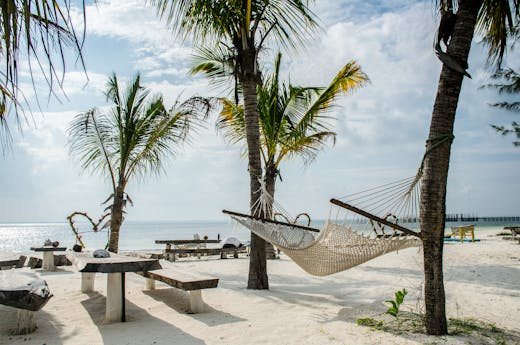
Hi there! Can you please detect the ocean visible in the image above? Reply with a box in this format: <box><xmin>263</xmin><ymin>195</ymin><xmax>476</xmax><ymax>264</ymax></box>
<box><xmin>0</xmin><ymin>219</ymin><xmax>514</xmax><ymax>254</ymax></box>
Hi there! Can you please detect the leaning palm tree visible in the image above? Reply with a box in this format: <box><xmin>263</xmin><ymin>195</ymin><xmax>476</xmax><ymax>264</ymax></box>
<box><xmin>421</xmin><ymin>0</ymin><xmax>519</xmax><ymax>334</ymax></box>
<box><xmin>68</xmin><ymin>73</ymin><xmax>209</xmax><ymax>253</ymax></box>
<box><xmin>148</xmin><ymin>0</ymin><xmax>318</xmax><ymax>289</ymax></box>
<box><xmin>1</xmin><ymin>0</ymin><xmax>86</xmax><ymax>147</ymax></box>
<box><xmin>215</xmin><ymin>53</ymin><xmax>368</xmax><ymax>220</ymax></box>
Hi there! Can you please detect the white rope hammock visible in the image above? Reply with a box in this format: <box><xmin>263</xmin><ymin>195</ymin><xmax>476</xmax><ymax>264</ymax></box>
<box><xmin>230</xmin><ymin>214</ymin><xmax>420</xmax><ymax>276</ymax></box>
<box><xmin>226</xmin><ymin>176</ymin><xmax>423</xmax><ymax>276</ymax></box>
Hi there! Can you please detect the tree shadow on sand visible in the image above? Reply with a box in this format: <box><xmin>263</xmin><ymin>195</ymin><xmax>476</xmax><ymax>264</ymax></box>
<box><xmin>81</xmin><ymin>291</ymin><xmax>206</xmax><ymax>345</ymax></box>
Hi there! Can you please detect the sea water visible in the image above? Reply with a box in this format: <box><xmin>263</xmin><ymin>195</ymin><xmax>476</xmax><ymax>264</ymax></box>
<box><xmin>0</xmin><ymin>219</ymin><xmax>513</xmax><ymax>253</ymax></box>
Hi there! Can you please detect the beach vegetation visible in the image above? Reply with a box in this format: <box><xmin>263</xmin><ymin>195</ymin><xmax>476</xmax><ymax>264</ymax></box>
<box><xmin>420</xmin><ymin>0</ymin><xmax>519</xmax><ymax>335</ymax></box>
<box><xmin>0</xmin><ymin>0</ymin><xmax>86</xmax><ymax>150</ymax></box>
<box><xmin>148</xmin><ymin>0</ymin><xmax>319</xmax><ymax>289</ymax></box>
<box><xmin>356</xmin><ymin>317</ymin><xmax>384</xmax><ymax>330</ymax></box>
<box><xmin>210</xmin><ymin>52</ymin><xmax>368</xmax><ymax>225</ymax></box>
<box><xmin>483</xmin><ymin>67</ymin><xmax>520</xmax><ymax>147</ymax></box>
<box><xmin>385</xmin><ymin>288</ymin><xmax>408</xmax><ymax>319</ymax></box>
<box><xmin>68</xmin><ymin>73</ymin><xmax>209</xmax><ymax>252</ymax></box>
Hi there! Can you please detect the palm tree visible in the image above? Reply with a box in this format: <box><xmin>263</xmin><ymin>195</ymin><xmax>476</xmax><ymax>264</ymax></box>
<box><xmin>1</xmin><ymin>0</ymin><xmax>86</xmax><ymax>146</ymax></box>
<box><xmin>148</xmin><ymin>0</ymin><xmax>318</xmax><ymax>289</ymax></box>
<box><xmin>68</xmin><ymin>73</ymin><xmax>209</xmax><ymax>253</ymax></box>
<box><xmin>485</xmin><ymin>67</ymin><xmax>520</xmax><ymax>146</ymax></box>
<box><xmin>215</xmin><ymin>53</ymin><xmax>368</xmax><ymax>220</ymax></box>
<box><xmin>421</xmin><ymin>0</ymin><xmax>519</xmax><ymax>334</ymax></box>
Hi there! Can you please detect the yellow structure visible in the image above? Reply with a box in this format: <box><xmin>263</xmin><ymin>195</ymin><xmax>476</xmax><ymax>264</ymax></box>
<box><xmin>451</xmin><ymin>225</ymin><xmax>475</xmax><ymax>243</ymax></box>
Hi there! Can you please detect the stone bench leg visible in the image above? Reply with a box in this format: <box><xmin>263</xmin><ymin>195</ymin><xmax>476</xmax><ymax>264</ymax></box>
<box><xmin>81</xmin><ymin>273</ymin><xmax>96</xmax><ymax>292</ymax></box>
<box><xmin>16</xmin><ymin>309</ymin><xmax>37</xmax><ymax>335</ymax></box>
<box><xmin>189</xmin><ymin>290</ymin><xmax>204</xmax><ymax>313</ymax></box>
<box><xmin>106</xmin><ymin>273</ymin><xmax>123</xmax><ymax>323</ymax></box>
<box><xmin>145</xmin><ymin>277</ymin><xmax>156</xmax><ymax>290</ymax></box>
<box><xmin>42</xmin><ymin>251</ymin><xmax>55</xmax><ymax>271</ymax></box>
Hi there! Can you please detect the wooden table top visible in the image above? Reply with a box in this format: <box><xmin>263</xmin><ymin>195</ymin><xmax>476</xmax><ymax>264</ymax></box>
<box><xmin>155</xmin><ymin>239</ymin><xmax>221</xmax><ymax>244</ymax></box>
<box><xmin>30</xmin><ymin>246</ymin><xmax>67</xmax><ymax>252</ymax></box>
<box><xmin>66</xmin><ymin>251</ymin><xmax>161</xmax><ymax>273</ymax></box>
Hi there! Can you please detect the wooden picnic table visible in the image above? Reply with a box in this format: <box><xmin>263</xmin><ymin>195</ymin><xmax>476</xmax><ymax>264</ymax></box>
<box><xmin>30</xmin><ymin>246</ymin><xmax>67</xmax><ymax>271</ymax></box>
<box><xmin>155</xmin><ymin>239</ymin><xmax>220</xmax><ymax>250</ymax></box>
<box><xmin>156</xmin><ymin>239</ymin><xmax>246</xmax><ymax>261</ymax></box>
<box><xmin>66</xmin><ymin>251</ymin><xmax>161</xmax><ymax>323</ymax></box>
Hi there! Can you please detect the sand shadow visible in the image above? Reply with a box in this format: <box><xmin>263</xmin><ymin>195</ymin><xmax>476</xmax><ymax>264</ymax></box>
<box><xmin>0</xmin><ymin>306</ymin><xmax>71</xmax><ymax>345</ymax></box>
<box><xmin>444</xmin><ymin>264</ymin><xmax>520</xmax><ymax>291</ymax></box>
<box><xmin>35</xmin><ymin>268</ymin><xmax>75</xmax><ymax>276</ymax></box>
<box><xmin>142</xmin><ymin>288</ymin><xmax>246</xmax><ymax>327</ymax></box>
<box><xmin>80</xmin><ymin>291</ymin><xmax>207</xmax><ymax>345</ymax></box>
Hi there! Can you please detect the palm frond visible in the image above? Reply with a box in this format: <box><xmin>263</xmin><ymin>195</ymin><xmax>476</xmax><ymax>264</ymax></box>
<box><xmin>190</xmin><ymin>45</ymin><xmax>239</xmax><ymax>95</ymax></box>
<box><xmin>477</xmin><ymin>0</ymin><xmax>519</xmax><ymax>67</ymax></box>
<box><xmin>0</xmin><ymin>0</ymin><xmax>86</xmax><ymax>144</ymax></box>
<box><xmin>216</xmin><ymin>98</ymin><xmax>247</xmax><ymax>146</ymax></box>
<box><xmin>148</xmin><ymin>0</ymin><xmax>319</xmax><ymax>51</ymax></box>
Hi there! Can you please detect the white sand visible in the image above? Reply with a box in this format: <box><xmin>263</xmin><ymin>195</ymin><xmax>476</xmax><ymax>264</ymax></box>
<box><xmin>1</xmin><ymin>229</ymin><xmax>519</xmax><ymax>345</ymax></box>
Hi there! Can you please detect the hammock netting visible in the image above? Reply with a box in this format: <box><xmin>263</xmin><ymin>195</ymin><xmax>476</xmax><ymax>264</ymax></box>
<box><xmin>226</xmin><ymin>175</ymin><xmax>423</xmax><ymax>276</ymax></box>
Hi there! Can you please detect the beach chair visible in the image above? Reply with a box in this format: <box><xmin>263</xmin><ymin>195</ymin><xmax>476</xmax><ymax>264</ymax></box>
<box><xmin>451</xmin><ymin>225</ymin><xmax>475</xmax><ymax>242</ymax></box>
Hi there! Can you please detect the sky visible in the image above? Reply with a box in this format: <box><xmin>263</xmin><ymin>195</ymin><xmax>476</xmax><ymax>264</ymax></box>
<box><xmin>1</xmin><ymin>0</ymin><xmax>519</xmax><ymax>222</ymax></box>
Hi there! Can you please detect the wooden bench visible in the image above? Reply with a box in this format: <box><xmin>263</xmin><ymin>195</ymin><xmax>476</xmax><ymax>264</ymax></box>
<box><xmin>0</xmin><ymin>270</ymin><xmax>52</xmax><ymax>334</ymax></box>
<box><xmin>137</xmin><ymin>269</ymin><xmax>218</xmax><ymax>313</ymax></box>
<box><xmin>0</xmin><ymin>254</ymin><xmax>26</xmax><ymax>270</ymax></box>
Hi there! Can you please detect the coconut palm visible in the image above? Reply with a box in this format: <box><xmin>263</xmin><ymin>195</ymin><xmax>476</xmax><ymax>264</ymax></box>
<box><xmin>0</xmin><ymin>0</ymin><xmax>86</xmax><ymax>146</ymax></box>
<box><xmin>148</xmin><ymin>0</ymin><xmax>318</xmax><ymax>289</ymax></box>
<box><xmin>421</xmin><ymin>0</ymin><xmax>519</xmax><ymax>334</ymax></box>
<box><xmin>215</xmin><ymin>53</ymin><xmax>368</xmax><ymax>219</ymax></box>
<box><xmin>68</xmin><ymin>73</ymin><xmax>209</xmax><ymax>253</ymax></box>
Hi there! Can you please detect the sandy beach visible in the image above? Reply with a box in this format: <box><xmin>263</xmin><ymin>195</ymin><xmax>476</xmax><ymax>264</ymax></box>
<box><xmin>1</xmin><ymin>229</ymin><xmax>518</xmax><ymax>345</ymax></box>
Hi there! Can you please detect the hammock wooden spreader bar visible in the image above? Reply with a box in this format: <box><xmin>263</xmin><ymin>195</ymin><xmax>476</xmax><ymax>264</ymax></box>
<box><xmin>329</xmin><ymin>199</ymin><xmax>420</xmax><ymax>238</ymax></box>
<box><xmin>222</xmin><ymin>209</ymin><xmax>321</xmax><ymax>233</ymax></box>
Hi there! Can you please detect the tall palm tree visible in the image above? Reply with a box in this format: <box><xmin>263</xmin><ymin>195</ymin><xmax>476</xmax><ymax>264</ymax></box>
<box><xmin>148</xmin><ymin>0</ymin><xmax>318</xmax><ymax>289</ymax></box>
<box><xmin>1</xmin><ymin>0</ymin><xmax>86</xmax><ymax>146</ymax></box>
<box><xmin>215</xmin><ymin>53</ymin><xmax>368</xmax><ymax>219</ymax></box>
<box><xmin>68</xmin><ymin>73</ymin><xmax>209</xmax><ymax>252</ymax></box>
<box><xmin>421</xmin><ymin>0</ymin><xmax>519</xmax><ymax>334</ymax></box>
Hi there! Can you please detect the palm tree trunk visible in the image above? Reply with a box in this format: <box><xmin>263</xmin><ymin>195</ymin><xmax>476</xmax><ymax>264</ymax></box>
<box><xmin>420</xmin><ymin>0</ymin><xmax>481</xmax><ymax>335</ymax></box>
<box><xmin>108</xmin><ymin>186</ymin><xmax>125</xmax><ymax>253</ymax></box>
<box><xmin>242</xmin><ymin>64</ymin><xmax>269</xmax><ymax>289</ymax></box>
<box><xmin>264</xmin><ymin>163</ymin><xmax>278</xmax><ymax>259</ymax></box>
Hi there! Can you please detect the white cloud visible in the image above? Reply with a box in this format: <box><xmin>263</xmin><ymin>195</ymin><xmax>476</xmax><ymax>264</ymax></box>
<box><xmin>2</xmin><ymin>0</ymin><xmax>519</xmax><ymax>222</ymax></box>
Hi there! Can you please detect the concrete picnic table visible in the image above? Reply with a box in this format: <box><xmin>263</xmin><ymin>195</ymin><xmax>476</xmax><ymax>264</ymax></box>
<box><xmin>30</xmin><ymin>246</ymin><xmax>67</xmax><ymax>271</ymax></box>
<box><xmin>66</xmin><ymin>250</ymin><xmax>161</xmax><ymax>322</ymax></box>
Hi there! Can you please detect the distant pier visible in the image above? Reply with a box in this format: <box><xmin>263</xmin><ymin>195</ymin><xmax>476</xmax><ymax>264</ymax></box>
<box><xmin>445</xmin><ymin>214</ymin><xmax>520</xmax><ymax>222</ymax></box>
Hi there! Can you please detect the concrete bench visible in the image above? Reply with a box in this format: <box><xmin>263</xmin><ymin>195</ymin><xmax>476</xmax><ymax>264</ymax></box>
<box><xmin>137</xmin><ymin>269</ymin><xmax>218</xmax><ymax>313</ymax></box>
